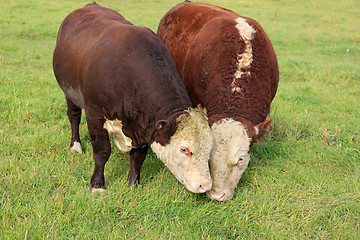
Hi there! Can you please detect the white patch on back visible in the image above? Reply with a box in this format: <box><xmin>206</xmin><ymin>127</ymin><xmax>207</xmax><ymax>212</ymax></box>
<box><xmin>231</xmin><ymin>17</ymin><xmax>256</xmax><ymax>93</ymax></box>
<box><xmin>103</xmin><ymin>118</ymin><xmax>133</xmax><ymax>152</ymax></box>
<box><xmin>70</xmin><ymin>141</ymin><xmax>83</xmax><ymax>154</ymax></box>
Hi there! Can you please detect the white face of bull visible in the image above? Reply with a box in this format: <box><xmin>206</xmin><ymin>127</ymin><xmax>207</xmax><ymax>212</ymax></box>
<box><xmin>150</xmin><ymin>108</ymin><xmax>214</xmax><ymax>193</ymax></box>
<box><xmin>206</xmin><ymin>118</ymin><xmax>251</xmax><ymax>201</ymax></box>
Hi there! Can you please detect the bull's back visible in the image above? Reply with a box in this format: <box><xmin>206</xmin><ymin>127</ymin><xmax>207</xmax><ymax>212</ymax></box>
<box><xmin>158</xmin><ymin>2</ymin><xmax>279</xmax><ymax>125</ymax></box>
<box><xmin>54</xmin><ymin>2</ymin><xmax>192</xmax><ymax>125</ymax></box>
<box><xmin>157</xmin><ymin>2</ymin><xmax>234</xmax><ymax>74</ymax></box>
<box><xmin>53</xmin><ymin>3</ymin><xmax>132</xmax><ymax>108</ymax></box>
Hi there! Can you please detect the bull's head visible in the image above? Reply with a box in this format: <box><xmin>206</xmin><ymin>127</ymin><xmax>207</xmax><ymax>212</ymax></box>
<box><xmin>207</xmin><ymin>117</ymin><xmax>272</xmax><ymax>201</ymax></box>
<box><xmin>151</xmin><ymin>108</ymin><xmax>214</xmax><ymax>193</ymax></box>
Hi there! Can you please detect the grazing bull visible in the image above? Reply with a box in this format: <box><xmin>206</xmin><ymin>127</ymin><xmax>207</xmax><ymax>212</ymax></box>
<box><xmin>53</xmin><ymin>3</ymin><xmax>214</xmax><ymax>193</ymax></box>
<box><xmin>158</xmin><ymin>2</ymin><xmax>279</xmax><ymax>200</ymax></box>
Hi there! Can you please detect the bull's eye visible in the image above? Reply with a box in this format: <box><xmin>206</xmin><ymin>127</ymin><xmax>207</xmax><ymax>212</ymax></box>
<box><xmin>180</xmin><ymin>146</ymin><xmax>192</xmax><ymax>156</ymax></box>
<box><xmin>237</xmin><ymin>157</ymin><xmax>244</xmax><ymax>165</ymax></box>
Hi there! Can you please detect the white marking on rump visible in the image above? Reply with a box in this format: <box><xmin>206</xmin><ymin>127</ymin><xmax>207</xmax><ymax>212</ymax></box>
<box><xmin>103</xmin><ymin>118</ymin><xmax>133</xmax><ymax>152</ymax></box>
<box><xmin>70</xmin><ymin>141</ymin><xmax>83</xmax><ymax>154</ymax></box>
<box><xmin>232</xmin><ymin>17</ymin><xmax>256</xmax><ymax>93</ymax></box>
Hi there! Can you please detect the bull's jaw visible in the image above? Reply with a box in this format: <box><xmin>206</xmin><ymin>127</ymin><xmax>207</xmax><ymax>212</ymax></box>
<box><xmin>150</xmin><ymin>140</ymin><xmax>213</xmax><ymax>193</ymax></box>
<box><xmin>208</xmin><ymin>118</ymin><xmax>251</xmax><ymax>201</ymax></box>
<box><xmin>150</xmin><ymin>108</ymin><xmax>214</xmax><ymax>193</ymax></box>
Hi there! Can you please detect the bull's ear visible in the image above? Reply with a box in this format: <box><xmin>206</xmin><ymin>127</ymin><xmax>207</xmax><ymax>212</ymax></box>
<box><xmin>155</xmin><ymin>120</ymin><xmax>169</xmax><ymax>130</ymax></box>
<box><xmin>197</xmin><ymin>104</ymin><xmax>207</xmax><ymax>116</ymax></box>
<box><xmin>155</xmin><ymin>120</ymin><xmax>176</xmax><ymax>146</ymax></box>
<box><xmin>254</xmin><ymin>118</ymin><xmax>272</xmax><ymax>142</ymax></box>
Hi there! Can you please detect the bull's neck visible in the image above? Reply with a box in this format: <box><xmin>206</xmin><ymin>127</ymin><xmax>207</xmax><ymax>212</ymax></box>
<box><xmin>207</xmin><ymin>107</ymin><xmax>251</xmax><ymax>127</ymax></box>
<box><xmin>143</xmin><ymin>107</ymin><xmax>188</xmax><ymax>147</ymax></box>
<box><xmin>163</xmin><ymin>108</ymin><xmax>186</xmax><ymax>122</ymax></box>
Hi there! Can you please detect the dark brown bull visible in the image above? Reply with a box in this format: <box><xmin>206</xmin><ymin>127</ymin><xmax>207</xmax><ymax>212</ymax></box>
<box><xmin>53</xmin><ymin>3</ymin><xmax>214</xmax><ymax>193</ymax></box>
<box><xmin>158</xmin><ymin>1</ymin><xmax>279</xmax><ymax>200</ymax></box>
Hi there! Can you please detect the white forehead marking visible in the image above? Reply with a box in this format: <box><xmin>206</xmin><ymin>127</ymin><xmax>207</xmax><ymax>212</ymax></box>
<box><xmin>231</xmin><ymin>17</ymin><xmax>256</xmax><ymax>93</ymax></box>
<box><xmin>103</xmin><ymin>118</ymin><xmax>133</xmax><ymax>152</ymax></box>
<box><xmin>70</xmin><ymin>141</ymin><xmax>83</xmax><ymax>154</ymax></box>
<box><xmin>211</xmin><ymin>118</ymin><xmax>251</xmax><ymax>157</ymax></box>
<box><xmin>150</xmin><ymin>109</ymin><xmax>213</xmax><ymax>193</ymax></box>
<box><xmin>210</xmin><ymin>118</ymin><xmax>252</xmax><ymax>200</ymax></box>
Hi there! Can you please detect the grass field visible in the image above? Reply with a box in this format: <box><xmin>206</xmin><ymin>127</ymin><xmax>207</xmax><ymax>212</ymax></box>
<box><xmin>1</xmin><ymin>0</ymin><xmax>359</xmax><ymax>238</ymax></box>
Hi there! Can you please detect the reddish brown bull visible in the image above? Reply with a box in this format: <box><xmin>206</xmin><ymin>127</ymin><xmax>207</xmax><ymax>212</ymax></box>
<box><xmin>158</xmin><ymin>1</ymin><xmax>279</xmax><ymax>200</ymax></box>
<box><xmin>53</xmin><ymin>3</ymin><xmax>214</xmax><ymax>193</ymax></box>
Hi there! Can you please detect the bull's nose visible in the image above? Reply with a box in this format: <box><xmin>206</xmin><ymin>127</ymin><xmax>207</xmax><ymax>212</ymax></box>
<box><xmin>198</xmin><ymin>184</ymin><xmax>212</xmax><ymax>193</ymax></box>
<box><xmin>207</xmin><ymin>192</ymin><xmax>226</xmax><ymax>201</ymax></box>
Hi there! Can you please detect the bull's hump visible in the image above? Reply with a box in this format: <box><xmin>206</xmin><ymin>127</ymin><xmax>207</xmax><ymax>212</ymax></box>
<box><xmin>60</xmin><ymin>3</ymin><xmax>132</xmax><ymax>38</ymax></box>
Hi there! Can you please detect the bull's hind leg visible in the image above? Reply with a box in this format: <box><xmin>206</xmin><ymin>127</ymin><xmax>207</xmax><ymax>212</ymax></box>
<box><xmin>86</xmin><ymin>114</ymin><xmax>111</xmax><ymax>192</ymax></box>
<box><xmin>66</xmin><ymin>96</ymin><xmax>83</xmax><ymax>154</ymax></box>
<box><xmin>127</xmin><ymin>146</ymin><xmax>149</xmax><ymax>186</ymax></box>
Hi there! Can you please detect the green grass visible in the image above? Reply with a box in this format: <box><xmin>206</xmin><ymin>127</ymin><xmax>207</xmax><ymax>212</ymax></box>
<box><xmin>1</xmin><ymin>0</ymin><xmax>359</xmax><ymax>238</ymax></box>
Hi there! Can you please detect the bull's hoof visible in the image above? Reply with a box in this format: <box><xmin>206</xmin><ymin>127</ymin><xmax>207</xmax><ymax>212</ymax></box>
<box><xmin>207</xmin><ymin>191</ymin><xmax>226</xmax><ymax>201</ymax></box>
<box><xmin>127</xmin><ymin>172</ymin><xmax>140</xmax><ymax>187</ymax></box>
<box><xmin>70</xmin><ymin>141</ymin><xmax>83</xmax><ymax>154</ymax></box>
<box><xmin>91</xmin><ymin>187</ymin><xmax>105</xmax><ymax>195</ymax></box>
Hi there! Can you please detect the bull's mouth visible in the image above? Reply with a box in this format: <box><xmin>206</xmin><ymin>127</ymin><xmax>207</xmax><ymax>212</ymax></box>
<box><xmin>185</xmin><ymin>182</ymin><xmax>212</xmax><ymax>193</ymax></box>
<box><xmin>198</xmin><ymin>184</ymin><xmax>212</xmax><ymax>193</ymax></box>
<box><xmin>207</xmin><ymin>191</ymin><xmax>226</xmax><ymax>201</ymax></box>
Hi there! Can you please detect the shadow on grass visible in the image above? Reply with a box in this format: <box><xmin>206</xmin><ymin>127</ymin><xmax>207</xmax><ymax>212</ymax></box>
<box><xmin>104</xmin><ymin>147</ymin><xmax>167</xmax><ymax>189</ymax></box>
<box><xmin>236</xmin><ymin>116</ymin><xmax>315</xmax><ymax>191</ymax></box>
<box><xmin>77</xmin><ymin>115</ymin><xmax>318</xmax><ymax>202</ymax></box>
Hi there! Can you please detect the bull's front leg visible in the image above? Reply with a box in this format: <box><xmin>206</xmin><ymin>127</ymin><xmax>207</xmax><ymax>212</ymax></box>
<box><xmin>86</xmin><ymin>114</ymin><xmax>111</xmax><ymax>192</ymax></box>
<box><xmin>127</xmin><ymin>145</ymin><xmax>149</xmax><ymax>186</ymax></box>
